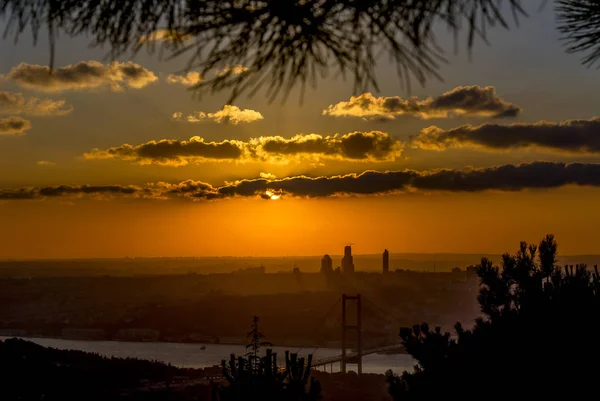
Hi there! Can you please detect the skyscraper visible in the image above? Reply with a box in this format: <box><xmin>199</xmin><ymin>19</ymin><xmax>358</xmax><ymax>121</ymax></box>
<box><xmin>320</xmin><ymin>254</ymin><xmax>333</xmax><ymax>275</ymax></box>
<box><xmin>342</xmin><ymin>245</ymin><xmax>355</xmax><ymax>275</ymax></box>
<box><xmin>383</xmin><ymin>249</ymin><xmax>389</xmax><ymax>274</ymax></box>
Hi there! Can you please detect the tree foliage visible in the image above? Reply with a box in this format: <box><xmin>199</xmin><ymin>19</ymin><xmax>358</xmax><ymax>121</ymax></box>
<box><xmin>220</xmin><ymin>349</ymin><xmax>321</xmax><ymax>401</ymax></box>
<box><xmin>5</xmin><ymin>1</ymin><xmax>600</xmax><ymax>101</ymax></box>
<box><xmin>218</xmin><ymin>315</ymin><xmax>321</xmax><ymax>401</ymax></box>
<box><xmin>557</xmin><ymin>0</ymin><xmax>600</xmax><ymax>67</ymax></box>
<box><xmin>0</xmin><ymin>338</ymin><xmax>185</xmax><ymax>401</ymax></box>
<box><xmin>246</xmin><ymin>315</ymin><xmax>272</xmax><ymax>371</ymax></box>
<box><xmin>387</xmin><ymin>234</ymin><xmax>600</xmax><ymax>399</ymax></box>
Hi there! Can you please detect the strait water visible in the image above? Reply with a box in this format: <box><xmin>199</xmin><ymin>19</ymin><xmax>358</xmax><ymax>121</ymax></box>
<box><xmin>1</xmin><ymin>336</ymin><xmax>416</xmax><ymax>375</ymax></box>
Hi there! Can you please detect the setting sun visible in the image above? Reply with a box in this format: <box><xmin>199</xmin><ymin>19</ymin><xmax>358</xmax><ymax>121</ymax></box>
<box><xmin>265</xmin><ymin>190</ymin><xmax>281</xmax><ymax>200</ymax></box>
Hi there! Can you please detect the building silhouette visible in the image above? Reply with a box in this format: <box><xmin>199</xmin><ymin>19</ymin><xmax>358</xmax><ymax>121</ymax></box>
<box><xmin>383</xmin><ymin>249</ymin><xmax>389</xmax><ymax>274</ymax></box>
<box><xmin>342</xmin><ymin>245</ymin><xmax>355</xmax><ymax>275</ymax></box>
<box><xmin>320</xmin><ymin>254</ymin><xmax>333</xmax><ymax>275</ymax></box>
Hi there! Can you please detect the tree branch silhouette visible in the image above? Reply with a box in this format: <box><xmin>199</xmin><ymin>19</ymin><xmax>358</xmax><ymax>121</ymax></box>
<box><xmin>557</xmin><ymin>0</ymin><xmax>600</xmax><ymax>68</ymax></box>
<box><xmin>6</xmin><ymin>1</ymin><xmax>597</xmax><ymax>102</ymax></box>
<box><xmin>0</xmin><ymin>0</ymin><xmax>531</xmax><ymax>102</ymax></box>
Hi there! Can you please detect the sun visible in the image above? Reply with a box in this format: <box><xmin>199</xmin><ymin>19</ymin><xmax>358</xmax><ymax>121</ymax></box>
<box><xmin>265</xmin><ymin>190</ymin><xmax>281</xmax><ymax>200</ymax></box>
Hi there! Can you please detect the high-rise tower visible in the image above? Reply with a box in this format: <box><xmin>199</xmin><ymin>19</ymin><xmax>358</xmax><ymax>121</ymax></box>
<box><xmin>383</xmin><ymin>249</ymin><xmax>389</xmax><ymax>274</ymax></box>
<box><xmin>320</xmin><ymin>254</ymin><xmax>333</xmax><ymax>275</ymax></box>
<box><xmin>342</xmin><ymin>245</ymin><xmax>355</xmax><ymax>275</ymax></box>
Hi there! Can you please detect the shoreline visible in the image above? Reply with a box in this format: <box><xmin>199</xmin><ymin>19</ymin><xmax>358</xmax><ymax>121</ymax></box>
<box><xmin>0</xmin><ymin>334</ymin><xmax>406</xmax><ymax>355</ymax></box>
<box><xmin>0</xmin><ymin>333</ymin><xmax>330</xmax><ymax>349</ymax></box>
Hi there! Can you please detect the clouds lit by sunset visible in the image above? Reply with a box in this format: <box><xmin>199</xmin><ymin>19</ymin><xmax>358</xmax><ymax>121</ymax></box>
<box><xmin>2</xmin><ymin>4</ymin><xmax>600</xmax><ymax>258</ymax></box>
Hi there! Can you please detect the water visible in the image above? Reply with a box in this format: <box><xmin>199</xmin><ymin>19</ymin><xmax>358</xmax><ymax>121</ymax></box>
<box><xmin>1</xmin><ymin>336</ymin><xmax>416</xmax><ymax>375</ymax></box>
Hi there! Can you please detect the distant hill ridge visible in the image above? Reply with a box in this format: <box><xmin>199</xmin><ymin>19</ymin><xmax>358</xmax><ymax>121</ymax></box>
<box><xmin>1</xmin><ymin>253</ymin><xmax>599</xmax><ymax>277</ymax></box>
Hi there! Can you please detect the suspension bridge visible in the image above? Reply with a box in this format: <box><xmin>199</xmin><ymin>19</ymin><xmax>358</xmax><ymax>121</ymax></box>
<box><xmin>296</xmin><ymin>293</ymin><xmax>406</xmax><ymax>374</ymax></box>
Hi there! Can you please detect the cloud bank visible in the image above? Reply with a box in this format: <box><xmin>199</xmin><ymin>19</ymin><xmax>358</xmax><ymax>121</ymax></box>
<box><xmin>6</xmin><ymin>61</ymin><xmax>158</xmax><ymax>92</ymax></box>
<box><xmin>0</xmin><ymin>91</ymin><xmax>73</xmax><ymax>116</ymax></box>
<box><xmin>172</xmin><ymin>105</ymin><xmax>264</xmax><ymax>125</ymax></box>
<box><xmin>84</xmin><ymin>131</ymin><xmax>403</xmax><ymax>166</ymax></box>
<box><xmin>322</xmin><ymin>86</ymin><xmax>521</xmax><ymax>120</ymax></box>
<box><xmin>411</xmin><ymin>118</ymin><xmax>600</xmax><ymax>155</ymax></box>
<box><xmin>0</xmin><ymin>117</ymin><xmax>31</xmax><ymax>135</ymax></box>
<box><xmin>4</xmin><ymin>162</ymin><xmax>600</xmax><ymax>201</ymax></box>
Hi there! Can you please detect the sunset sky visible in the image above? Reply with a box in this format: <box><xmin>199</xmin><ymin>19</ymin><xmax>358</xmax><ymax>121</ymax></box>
<box><xmin>2</xmin><ymin>5</ymin><xmax>600</xmax><ymax>258</ymax></box>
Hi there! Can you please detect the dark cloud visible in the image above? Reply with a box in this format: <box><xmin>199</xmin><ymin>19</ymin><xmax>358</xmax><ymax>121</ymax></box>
<box><xmin>0</xmin><ymin>116</ymin><xmax>31</xmax><ymax>136</ymax></box>
<box><xmin>6</xmin><ymin>61</ymin><xmax>158</xmax><ymax>92</ymax></box>
<box><xmin>84</xmin><ymin>137</ymin><xmax>247</xmax><ymax>166</ymax></box>
<box><xmin>411</xmin><ymin>118</ymin><xmax>600</xmax><ymax>154</ymax></box>
<box><xmin>410</xmin><ymin>162</ymin><xmax>600</xmax><ymax>192</ymax></box>
<box><xmin>37</xmin><ymin>185</ymin><xmax>141</xmax><ymax>197</ymax></box>
<box><xmin>0</xmin><ymin>188</ymin><xmax>37</xmax><ymax>200</ymax></box>
<box><xmin>322</xmin><ymin>86</ymin><xmax>521</xmax><ymax>120</ymax></box>
<box><xmin>209</xmin><ymin>162</ymin><xmax>600</xmax><ymax>198</ymax></box>
<box><xmin>215</xmin><ymin>170</ymin><xmax>415</xmax><ymax>199</ymax></box>
<box><xmin>0</xmin><ymin>185</ymin><xmax>143</xmax><ymax>200</ymax></box>
<box><xmin>84</xmin><ymin>132</ymin><xmax>403</xmax><ymax>166</ymax></box>
<box><xmin>5</xmin><ymin>162</ymin><xmax>600</xmax><ymax>202</ymax></box>
<box><xmin>253</xmin><ymin>131</ymin><xmax>402</xmax><ymax>162</ymax></box>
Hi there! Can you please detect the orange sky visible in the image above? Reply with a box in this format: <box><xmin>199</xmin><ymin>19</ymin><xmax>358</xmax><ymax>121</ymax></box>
<box><xmin>2</xmin><ymin>5</ymin><xmax>600</xmax><ymax>258</ymax></box>
<box><xmin>2</xmin><ymin>186</ymin><xmax>600</xmax><ymax>258</ymax></box>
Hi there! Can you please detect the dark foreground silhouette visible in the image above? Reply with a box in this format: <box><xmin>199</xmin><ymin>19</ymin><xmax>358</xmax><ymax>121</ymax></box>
<box><xmin>0</xmin><ymin>338</ymin><xmax>213</xmax><ymax>401</ymax></box>
<box><xmin>217</xmin><ymin>316</ymin><xmax>321</xmax><ymax>401</ymax></box>
<box><xmin>387</xmin><ymin>234</ymin><xmax>600</xmax><ymax>399</ymax></box>
<box><xmin>5</xmin><ymin>234</ymin><xmax>600</xmax><ymax>400</ymax></box>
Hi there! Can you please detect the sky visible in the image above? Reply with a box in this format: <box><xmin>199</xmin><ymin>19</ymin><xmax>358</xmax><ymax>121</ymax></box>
<box><xmin>2</xmin><ymin>4</ymin><xmax>600</xmax><ymax>258</ymax></box>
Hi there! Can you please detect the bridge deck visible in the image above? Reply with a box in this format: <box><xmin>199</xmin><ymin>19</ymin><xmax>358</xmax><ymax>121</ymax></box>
<box><xmin>311</xmin><ymin>344</ymin><xmax>405</xmax><ymax>367</ymax></box>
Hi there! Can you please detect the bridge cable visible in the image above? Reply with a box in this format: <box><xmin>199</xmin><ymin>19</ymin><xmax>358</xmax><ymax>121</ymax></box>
<box><xmin>294</xmin><ymin>296</ymin><xmax>341</xmax><ymax>355</ymax></box>
<box><xmin>362</xmin><ymin>296</ymin><xmax>404</xmax><ymax>325</ymax></box>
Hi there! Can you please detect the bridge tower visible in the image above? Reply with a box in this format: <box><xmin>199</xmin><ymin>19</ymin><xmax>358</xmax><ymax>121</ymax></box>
<box><xmin>341</xmin><ymin>293</ymin><xmax>362</xmax><ymax>374</ymax></box>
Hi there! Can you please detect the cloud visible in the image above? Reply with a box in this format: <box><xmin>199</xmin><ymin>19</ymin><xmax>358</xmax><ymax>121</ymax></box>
<box><xmin>0</xmin><ymin>91</ymin><xmax>73</xmax><ymax>116</ymax></box>
<box><xmin>5</xmin><ymin>162</ymin><xmax>600</xmax><ymax>201</ymax></box>
<box><xmin>166</xmin><ymin>72</ymin><xmax>203</xmax><ymax>86</ymax></box>
<box><xmin>138</xmin><ymin>29</ymin><xmax>193</xmax><ymax>43</ymax></box>
<box><xmin>216</xmin><ymin>64</ymin><xmax>250</xmax><ymax>77</ymax></box>
<box><xmin>0</xmin><ymin>117</ymin><xmax>31</xmax><ymax>136</ymax></box>
<box><xmin>250</xmin><ymin>131</ymin><xmax>403</xmax><ymax>163</ymax></box>
<box><xmin>84</xmin><ymin>136</ymin><xmax>247</xmax><ymax>167</ymax></box>
<box><xmin>322</xmin><ymin>86</ymin><xmax>521</xmax><ymax>120</ymax></box>
<box><xmin>36</xmin><ymin>160</ymin><xmax>56</xmax><ymax>166</ymax></box>
<box><xmin>0</xmin><ymin>185</ymin><xmax>144</xmax><ymax>201</ymax></box>
<box><xmin>172</xmin><ymin>162</ymin><xmax>600</xmax><ymax>198</ymax></box>
<box><xmin>208</xmin><ymin>105</ymin><xmax>263</xmax><ymax>124</ymax></box>
<box><xmin>83</xmin><ymin>132</ymin><xmax>403</xmax><ymax>166</ymax></box>
<box><xmin>173</xmin><ymin>105</ymin><xmax>264</xmax><ymax>124</ymax></box>
<box><xmin>6</xmin><ymin>61</ymin><xmax>158</xmax><ymax>92</ymax></box>
<box><xmin>410</xmin><ymin>118</ymin><xmax>600</xmax><ymax>155</ymax></box>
